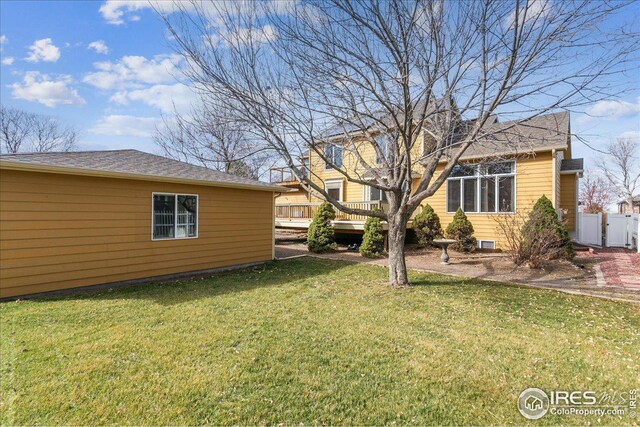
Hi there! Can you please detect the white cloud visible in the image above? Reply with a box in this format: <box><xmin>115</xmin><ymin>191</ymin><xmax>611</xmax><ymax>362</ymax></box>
<box><xmin>25</xmin><ymin>38</ymin><xmax>61</xmax><ymax>63</ymax></box>
<box><xmin>504</xmin><ymin>0</ymin><xmax>552</xmax><ymax>30</ymax></box>
<box><xmin>109</xmin><ymin>83</ymin><xmax>196</xmax><ymax>113</ymax></box>
<box><xmin>98</xmin><ymin>0</ymin><xmax>291</xmax><ymax>25</ymax></box>
<box><xmin>88</xmin><ymin>40</ymin><xmax>110</xmax><ymax>54</ymax></box>
<box><xmin>99</xmin><ymin>0</ymin><xmax>193</xmax><ymax>25</ymax></box>
<box><xmin>83</xmin><ymin>54</ymin><xmax>182</xmax><ymax>90</ymax></box>
<box><xmin>2</xmin><ymin>56</ymin><xmax>14</xmax><ymax>65</ymax></box>
<box><xmin>0</xmin><ymin>35</ymin><xmax>7</xmax><ymax>44</ymax></box>
<box><xmin>584</xmin><ymin>98</ymin><xmax>640</xmax><ymax>120</ymax></box>
<box><xmin>10</xmin><ymin>71</ymin><xmax>85</xmax><ymax>107</ymax></box>
<box><xmin>89</xmin><ymin>115</ymin><xmax>159</xmax><ymax>138</ymax></box>
<box><xmin>618</xmin><ymin>130</ymin><xmax>640</xmax><ymax>140</ymax></box>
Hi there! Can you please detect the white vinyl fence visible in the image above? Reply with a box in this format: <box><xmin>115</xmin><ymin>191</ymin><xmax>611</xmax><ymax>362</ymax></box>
<box><xmin>578</xmin><ymin>212</ymin><xmax>602</xmax><ymax>247</ymax></box>
<box><xmin>633</xmin><ymin>214</ymin><xmax>639</xmax><ymax>253</ymax></box>
<box><xmin>578</xmin><ymin>212</ymin><xmax>639</xmax><ymax>251</ymax></box>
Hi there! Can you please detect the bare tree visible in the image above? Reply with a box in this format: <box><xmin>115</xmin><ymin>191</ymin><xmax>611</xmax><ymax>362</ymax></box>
<box><xmin>597</xmin><ymin>137</ymin><xmax>640</xmax><ymax>213</ymax></box>
<box><xmin>154</xmin><ymin>102</ymin><xmax>273</xmax><ymax>179</ymax></box>
<box><xmin>163</xmin><ymin>0</ymin><xmax>638</xmax><ymax>286</ymax></box>
<box><xmin>579</xmin><ymin>171</ymin><xmax>615</xmax><ymax>213</ymax></box>
<box><xmin>1</xmin><ymin>105</ymin><xmax>77</xmax><ymax>154</ymax></box>
<box><xmin>0</xmin><ymin>106</ymin><xmax>34</xmax><ymax>154</ymax></box>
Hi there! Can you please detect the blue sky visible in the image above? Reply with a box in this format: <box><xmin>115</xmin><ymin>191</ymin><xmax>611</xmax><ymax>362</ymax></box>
<box><xmin>0</xmin><ymin>0</ymin><xmax>638</xmax><ymax>171</ymax></box>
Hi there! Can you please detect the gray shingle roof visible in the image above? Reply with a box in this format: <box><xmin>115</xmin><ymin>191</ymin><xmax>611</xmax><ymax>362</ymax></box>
<box><xmin>454</xmin><ymin>112</ymin><xmax>570</xmax><ymax>160</ymax></box>
<box><xmin>560</xmin><ymin>158</ymin><xmax>584</xmax><ymax>172</ymax></box>
<box><xmin>0</xmin><ymin>149</ymin><xmax>285</xmax><ymax>191</ymax></box>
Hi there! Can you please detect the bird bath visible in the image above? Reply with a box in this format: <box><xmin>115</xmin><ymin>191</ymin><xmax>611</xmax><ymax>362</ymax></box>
<box><xmin>433</xmin><ymin>239</ymin><xmax>457</xmax><ymax>264</ymax></box>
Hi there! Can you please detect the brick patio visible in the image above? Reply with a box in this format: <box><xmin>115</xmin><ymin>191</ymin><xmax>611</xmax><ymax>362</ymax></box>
<box><xmin>583</xmin><ymin>248</ymin><xmax>640</xmax><ymax>290</ymax></box>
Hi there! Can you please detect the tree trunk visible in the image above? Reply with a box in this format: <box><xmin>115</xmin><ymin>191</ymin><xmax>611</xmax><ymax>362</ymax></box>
<box><xmin>387</xmin><ymin>214</ymin><xmax>410</xmax><ymax>287</ymax></box>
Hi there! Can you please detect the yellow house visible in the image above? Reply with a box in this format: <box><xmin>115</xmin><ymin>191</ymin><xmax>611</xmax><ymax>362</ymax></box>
<box><xmin>272</xmin><ymin>112</ymin><xmax>583</xmax><ymax>249</ymax></box>
<box><xmin>0</xmin><ymin>150</ymin><xmax>284</xmax><ymax>298</ymax></box>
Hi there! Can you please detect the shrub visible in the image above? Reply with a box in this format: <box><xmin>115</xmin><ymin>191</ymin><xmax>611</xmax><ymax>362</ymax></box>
<box><xmin>495</xmin><ymin>195</ymin><xmax>575</xmax><ymax>268</ymax></box>
<box><xmin>360</xmin><ymin>215</ymin><xmax>385</xmax><ymax>257</ymax></box>
<box><xmin>522</xmin><ymin>195</ymin><xmax>575</xmax><ymax>260</ymax></box>
<box><xmin>445</xmin><ymin>208</ymin><xmax>477</xmax><ymax>252</ymax></box>
<box><xmin>307</xmin><ymin>202</ymin><xmax>337</xmax><ymax>253</ymax></box>
<box><xmin>412</xmin><ymin>204</ymin><xmax>443</xmax><ymax>247</ymax></box>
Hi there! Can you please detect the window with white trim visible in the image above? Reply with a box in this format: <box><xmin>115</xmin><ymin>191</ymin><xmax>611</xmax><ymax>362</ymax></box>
<box><xmin>325</xmin><ymin>143</ymin><xmax>342</xmax><ymax>169</ymax></box>
<box><xmin>446</xmin><ymin>162</ymin><xmax>515</xmax><ymax>213</ymax></box>
<box><xmin>153</xmin><ymin>193</ymin><xmax>198</xmax><ymax>240</ymax></box>
<box><xmin>324</xmin><ymin>180</ymin><xmax>343</xmax><ymax>201</ymax></box>
<box><xmin>364</xmin><ymin>184</ymin><xmax>387</xmax><ymax>202</ymax></box>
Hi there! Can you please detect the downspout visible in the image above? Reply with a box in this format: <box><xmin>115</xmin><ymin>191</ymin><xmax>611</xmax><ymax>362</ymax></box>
<box><xmin>552</xmin><ymin>149</ymin><xmax>557</xmax><ymax>208</ymax></box>
<box><xmin>272</xmin><ymin>192</ymin><xmax>281</xmax><ymax>260</ymax></box>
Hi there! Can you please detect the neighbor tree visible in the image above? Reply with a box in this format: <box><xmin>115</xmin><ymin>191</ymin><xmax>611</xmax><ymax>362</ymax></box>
<box><xmin>596</xmin><ymin>137</ymin><xmax>640</xmax><ymax>213</ymax></box>
<box><xmin>579</xmin><ymin>171</ymin><xmax>615</xmax><ymax>213</ymax></box>
<box><xmin>0</xmin><ymin>105</ymin><xmax>77</xmax><ymax>154</ymax></box>
<box><xmin>163</xmin><ymin>0</ymin><xmax>638</xmax><ymax>286</ymax></box>
<box><xmin>154</xmin><ymin>102</ymin><xmax>273</xmax><ymax>179</ymax></box>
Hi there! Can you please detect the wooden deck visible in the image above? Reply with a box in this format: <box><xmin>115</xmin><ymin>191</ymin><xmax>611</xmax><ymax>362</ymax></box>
<box><xmin>275</xmin><ymin>201</ymin><xmax>385</xmax><ymax>222</ymax></box>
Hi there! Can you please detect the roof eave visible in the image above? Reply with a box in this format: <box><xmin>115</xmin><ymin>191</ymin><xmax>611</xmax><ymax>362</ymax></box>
<box><xmin>0</xmin><ymin>160</ymin><xmax>287</xmax><ymax>192</ymax></box>
<box><xmin>435</xmin><ymin>143</ymin><xmax>569</xmax><ymax>163</ymax></box>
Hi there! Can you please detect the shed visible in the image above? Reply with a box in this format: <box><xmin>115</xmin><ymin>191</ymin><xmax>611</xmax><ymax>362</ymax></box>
<box><xmin>0</xmin><ymin>150</ymin><xmax>284</xmax><ymax>298</ymax></box>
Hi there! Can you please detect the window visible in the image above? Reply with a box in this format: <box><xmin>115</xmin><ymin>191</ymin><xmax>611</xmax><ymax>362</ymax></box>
<box><xmin>324</xmin><ymin>180</ymin><xmax>343</xmax><ymax>201</ymax></box>
<box><xmin>446</xmin><ymin>161</ymin><xmax>515</xmax><ymax>213</ymax></box>
<box><xmin>153</xmin><ymin>193</ymin><xmax>198</xmax><ymax>240</ymax></box>
<box><xmin>325</xmin><ymin>143</ymin><xmax>342</xmax><ymax>169</ymax></box>
<box><xmin>365</xmin><ymin>184</ymin><xmax>387</xmax><ymax>202</ymax></box>
<box><xmin>374</xmin><ymin>134</ymin><xmax>387</xmax><ymax>164</ymax></box>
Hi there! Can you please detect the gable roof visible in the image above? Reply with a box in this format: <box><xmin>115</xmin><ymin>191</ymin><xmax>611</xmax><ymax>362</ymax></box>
<box><xmin>452</xmin><ymin>112</ymin><xmax>570</xmax><ymax>161</ymax></box>
<box><xmin>0</xmin><ymin>149</ymin><xmax>285</xmax><ymax>192</ymax></box>
<box><xmin>319</xmin><ymin>106</ymin><xmax>570</xmax><ymax>161</ymax></box>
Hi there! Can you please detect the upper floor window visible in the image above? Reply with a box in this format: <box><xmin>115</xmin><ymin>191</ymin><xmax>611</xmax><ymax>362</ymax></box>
<box><xmin>325</xmin><ymin>143</ymin><xmax>342</xmax><ymax>169</ymax></box>
<box><xmin>374</xmin><ymin>134</ymin><xmax>387</xmax><ymax>164</ymax></box>
<box><xmin>446</xmin><ymin>162</ymin><xmax>515</xmax><ymax>213</ymax></box>
<box><xmin>153</xmin><ymin>193</ymin><xmax>198</xmax><ymax>240</ymax></box>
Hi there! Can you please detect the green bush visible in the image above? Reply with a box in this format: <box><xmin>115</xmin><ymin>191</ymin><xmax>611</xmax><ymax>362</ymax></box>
<box><xmin>522</xmin><ymin>195</ymin><xmax>575</xmax><ymax>260</ymax></box>
<box><xmin>413</xmin><ymin>204</ymin><xmax>443</xmax><ymax>247</ymax></box>
<box><xmin>307</xmin><ymin>202</ymin><xmax>337</xmax><ymax>253</ymax></box>
<box><xmin>445</xmin><ymin>208</ymin><xmax>477</xmax><ymax>252</ymax></box>
<box><xmin>360</xmin><ymin>215</ymin><xmax>385</xmax><ymax>258</ymax></box>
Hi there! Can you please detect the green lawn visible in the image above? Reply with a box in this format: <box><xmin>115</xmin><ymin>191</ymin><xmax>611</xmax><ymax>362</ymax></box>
<box><xmin>1</xmin><ymin>259</ymin><xmax>638</xmax><ymax>425</ymax></box>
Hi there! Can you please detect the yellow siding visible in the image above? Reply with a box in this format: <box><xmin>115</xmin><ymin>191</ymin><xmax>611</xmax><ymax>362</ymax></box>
<box><xmin>0</xmin><ymin>169</ymin><xmax>274</xmax><ymax>298</ymax></box>
<box><xmin>416</xmin><ymin>152</ymin><xmax>554</xmax><ymax>248</ymax></box>
<box><xmin>300</xmin><ymin>135</ymin><xmax>559</xmax><ymax>249</ymax></box>
<box><xmin>276</xmin><ymin>188</ymin><xmax>309</xmax><ymax>204</ymax></box>
<box><xmin>559</xmin><ymin>174</ymin><xmax>577</xmax><ymax>231</ymax></box>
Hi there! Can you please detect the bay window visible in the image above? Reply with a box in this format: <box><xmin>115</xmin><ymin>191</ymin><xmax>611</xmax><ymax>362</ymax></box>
<box><xmin>446</xmin><ymin>162</ymin><xmax>515</xmax><ymax>213</ymax></box>
<box><xmin>153</xmin><ymin>193</ymin><xmax>198</xmax><ymax>240</ymax></box>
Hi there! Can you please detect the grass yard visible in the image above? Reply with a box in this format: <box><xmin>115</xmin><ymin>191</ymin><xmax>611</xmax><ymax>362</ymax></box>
<box><xmin>1</xmin><ymin>258</ymin><xmax>638</xmax><ymax>425</ymax></box>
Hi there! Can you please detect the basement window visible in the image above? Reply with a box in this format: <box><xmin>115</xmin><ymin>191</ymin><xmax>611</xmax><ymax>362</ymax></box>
<box><xmin>477</xmin><ymin>240</ymin><xmax>496</xmax><ymax>250</ymax></box>
<box><xmin>152</xmin><ymin>193</ymin><xmax>198</xmax><ymax>240</ymax></box>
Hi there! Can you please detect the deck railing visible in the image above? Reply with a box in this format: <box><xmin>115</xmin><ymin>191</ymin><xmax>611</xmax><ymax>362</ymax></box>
<box><xmin>269</xmin><ymin>165</ymin><xmax>307</xmax><ymax>183</ymax></box>
<box><xmin>275</xmin><ymin>201</ymin><xmax>386</xmax><ymax>221</ymax></box>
